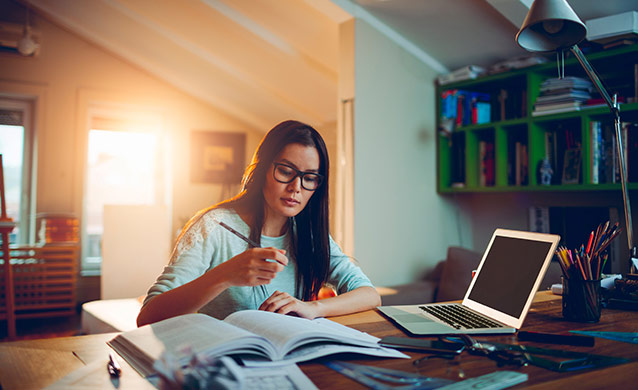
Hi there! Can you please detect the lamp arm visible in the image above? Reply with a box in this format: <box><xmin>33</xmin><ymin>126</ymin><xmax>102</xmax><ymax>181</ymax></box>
<box><xmin>570</xmin><ymin>44</ymin><xmax>636</xmax><ymax>272</ymax></box>
<box><xmin>570</xmin><ymin>45</ymin><xmax>618</xmax><ymax>115</ymax></box>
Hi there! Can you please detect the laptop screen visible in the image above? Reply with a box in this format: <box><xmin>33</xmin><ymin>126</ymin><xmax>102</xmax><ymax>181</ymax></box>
<box><xmin>467</xmin><ymin>236</ymin><xmax>553</xmax><ymax>318</ymax></box>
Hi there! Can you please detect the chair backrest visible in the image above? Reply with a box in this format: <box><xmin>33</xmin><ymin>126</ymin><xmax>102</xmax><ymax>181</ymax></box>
<box><xmin>434</xmin><ymin>245</ymin><xmax>564</xmax><ymax>303</ymax></box>
<box><xmin>434</xmin><ymin>246</ymin><xmax>482</xmax><ymax>302</ymax></box>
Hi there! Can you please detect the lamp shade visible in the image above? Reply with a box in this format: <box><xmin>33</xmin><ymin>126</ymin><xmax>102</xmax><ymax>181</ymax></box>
<box><xmin>516</xmin><ymin>0</ymin><xmax>587</xmax><ymax>52</ymax></box>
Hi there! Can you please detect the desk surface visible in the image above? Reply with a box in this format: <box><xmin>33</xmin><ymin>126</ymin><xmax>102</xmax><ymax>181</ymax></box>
<box><xmin>1</xmin><ymin>292</ymin><xmax>637</xmax><ymax>389</ymax></box>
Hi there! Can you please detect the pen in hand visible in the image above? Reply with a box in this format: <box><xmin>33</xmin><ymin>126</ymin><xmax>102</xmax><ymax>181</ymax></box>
<box><xmin>215</xmin><ymin>219</ymin><xmax>261</xmax><ymax>248</ymax></box>
<box><xmin>108</xmin><ymin>351</ymin><xmax>122</xmax><ymax>377</ymax></box>
<box><xmin>212</xmin><ymin>218</ymin><xmax>280</xmax><ymax>298</ymax></box>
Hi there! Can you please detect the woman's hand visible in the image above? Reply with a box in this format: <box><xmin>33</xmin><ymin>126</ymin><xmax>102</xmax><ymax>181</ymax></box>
<box><xmin>214</xmin><ymin>247</ymin><xmax>288</xmax><ymax>288</ymax></box>
<box><xmin>259</xmin><ymin>290</ymin><xmax>319</xmax><ymax>319</ymax></box>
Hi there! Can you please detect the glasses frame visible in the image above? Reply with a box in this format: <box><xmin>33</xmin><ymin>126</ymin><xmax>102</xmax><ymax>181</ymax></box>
<box><xmin>272</xmin><ymin>162</ymin><xmax>323</xmax><ymax>191</ymax></box>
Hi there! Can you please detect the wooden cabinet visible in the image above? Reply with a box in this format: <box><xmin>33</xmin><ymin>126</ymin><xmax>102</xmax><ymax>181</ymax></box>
<box><xmin>0</xmin><ymin>245</ymin><xmax>79</xmax><ymax>320</ymax></box>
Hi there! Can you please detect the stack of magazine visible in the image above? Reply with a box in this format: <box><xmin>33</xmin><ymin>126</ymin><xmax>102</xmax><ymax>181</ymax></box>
<box><xmin>437</xmin><ymin>65</ymin><xmax>486</xmax><ymax>85</ymax></box>
<box><xmin>533</xmin><ymin>77</ymin><xmax>593</xmax><ymax>116</ymax></box>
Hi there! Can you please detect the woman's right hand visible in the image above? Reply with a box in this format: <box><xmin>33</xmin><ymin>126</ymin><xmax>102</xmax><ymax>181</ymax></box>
<box><xmin>214</xmin><ymin>247</ymin><xmax>288</xmax><ymax>288</ymax></box>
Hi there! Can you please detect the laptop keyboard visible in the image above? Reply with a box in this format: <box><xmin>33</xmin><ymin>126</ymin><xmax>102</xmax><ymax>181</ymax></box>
<box><xmin>419</xmin><ymin>304</ymin><xmax>504</xmax><ymax>329</ymax></box>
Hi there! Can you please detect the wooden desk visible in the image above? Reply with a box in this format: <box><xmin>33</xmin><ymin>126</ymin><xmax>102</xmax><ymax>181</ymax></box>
<box><xmin>1</xmin><ymin>292</ymin><xmax>637</xmax><ymax>389</ymax></box>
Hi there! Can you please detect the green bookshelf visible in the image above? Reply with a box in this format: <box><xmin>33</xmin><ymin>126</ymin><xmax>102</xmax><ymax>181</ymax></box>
<box><xmin>437</xmin><ymin>45</ymin><xmax>638</xmax><ymax>194</ymax></box>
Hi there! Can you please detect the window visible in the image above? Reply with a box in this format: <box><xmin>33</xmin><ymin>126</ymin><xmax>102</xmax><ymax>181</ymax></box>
<box><xmin>0</xmin><ymin>98</ymin><xmax>35</xmax><ymax>244</ymax></box>
<box><xmin>82</xmin><ymin>110</ymin><xmax>168</xmax><ymax>274</ymax></box>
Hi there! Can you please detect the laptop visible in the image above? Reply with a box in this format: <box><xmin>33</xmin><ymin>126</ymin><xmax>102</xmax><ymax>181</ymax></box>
<box><xmin>377</xmin><ymin>229</ymin><xmax>560</xmax><ymax>335</ymax></box>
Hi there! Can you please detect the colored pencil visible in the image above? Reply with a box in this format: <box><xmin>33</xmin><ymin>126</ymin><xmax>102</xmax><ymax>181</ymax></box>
<box><xmin>554</xmin><ymin>220</ymin><xmax>622</xmax><ymax>281</ymax></box>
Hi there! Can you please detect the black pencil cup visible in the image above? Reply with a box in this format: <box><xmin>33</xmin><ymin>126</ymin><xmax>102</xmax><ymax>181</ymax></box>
<box><xmin>562</xmin><ymin>277</ymin><xmax>601</xmax><ymax>323</ymax></box>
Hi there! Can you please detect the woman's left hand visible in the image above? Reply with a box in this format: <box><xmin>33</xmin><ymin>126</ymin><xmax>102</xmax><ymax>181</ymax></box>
<box><xmin>258</xmin><ymin>290</ymin><xmax>319</xmax><ymax>319</ymax></box>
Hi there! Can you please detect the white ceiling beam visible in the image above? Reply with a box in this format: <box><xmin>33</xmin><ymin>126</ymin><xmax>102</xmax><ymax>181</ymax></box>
<box><xmin>330</xmin><ymin>0</ymin><xmax>447</xmax><ymax>73</ymax></box>
<box><xmin>305</xmin><ymin>0</ymin><xmax>352</xmax><ymax>24</ymax></box>
<box><xmin>485</xmin><ymin>0</ymin><xmax>533</xmax><ymax>28</ymax></box>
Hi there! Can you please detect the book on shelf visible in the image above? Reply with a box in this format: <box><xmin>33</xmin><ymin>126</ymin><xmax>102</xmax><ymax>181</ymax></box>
<box><xmin>588</xmin><ymin>121</ymin><xmax>637</xmax><ymax>184</ymax></box>
<box><xmin>497</xmin><ymin>88</ymin><xmax>527</xmax><ymax>121</ymax></box>
<box><xmin>440</xmin><ymin>90</ymin><xmax>491</xmax><ymax>127</ymax></box>
<box><xmin>532</xmin><ymin>106</ymin><xmax>581</xmax><ymax>116</ymax></box>
<box><xmin>628</xmin><ymin>122</ymin><xmax>638</xmax><ymax>182</ymax></box>
<box><xmin>515</xmin><ymin>142</ymin><xmax>528</xmax><ymax>186</ymax></box>
<box><xmin>108</xmin><ymin>310</ymin><xmax>407</xmax><ymax>378</ymax></box>
<box><xmin>479</xmin><ymin>140</ymin><xmax>495</xmax><ymax>186</ymax></box>
<box><xmin>602</xmin><ymin>37</ymin><xmax>638</xmax><ymax>50</ymax></box>
<box><xmin>450</xmin><ymin>132</ymin><xmax>466</xmax><ymax>187</ymax></box>
<box><xmin>533</xmin><ymin>77</ymin><xmax>592</xmax><ymax>116</ymax></box>
<box><xmin>535</xmin><ymin>91</ymin><xmax>591</xmax><ymax>104</ymax></box>
<box><xmin>534</xmin><ymin>101</ymin><xmax>583</xmax><ymax>111</ymax></box>
<box><xmin>539</xmin><ymin>76</ymin><xmax>593</xmax><ymax>92</ymax></box>
<box><xmin>562</xmin><ymin>148</ymin><xmax>582</xmax><ymax>185</ymax></box>
<box><xmin>590</xmin><ymin>121</ymin><xmax>601</xmax><ymax>184</ymax></box>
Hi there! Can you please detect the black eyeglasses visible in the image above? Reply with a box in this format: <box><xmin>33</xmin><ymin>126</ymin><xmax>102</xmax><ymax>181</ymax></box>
<box><xmin>273</xmin><ymin>163</ymin><xmax>323</xmax><ymax>191</ymax></box>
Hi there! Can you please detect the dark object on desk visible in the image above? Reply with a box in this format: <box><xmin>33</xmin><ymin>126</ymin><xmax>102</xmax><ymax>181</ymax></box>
<box><xmin>107</xmin><ymin>351</ymin><xmax>122</xmax><ymax>377</ymax></box>
<box><xmin>614</xmin><ymin>275</ymin><xmax>638</xmax><ymax>296</ymax></box>
<box><xmin>605</xmin><ymin>275</ymin><xmax>638</xmax><ymax>310</ymax></box>
<box><xmin>607</xmin><ymin>298</ymin><xmax>638</xmax><ymax>311</ymax></box>
<box><xmin>562</xmin><ymin>278</ymin><xmax>601</xmax><ymax>322</ymax></box>
<box><xmin>488</xmin><ymin>342</ymin><xmax>629</xmax><ymax>372</ymax></box>
<box><xmin>517</xmin><ymin>330</ymin><xmax>595</xmax><ymax>347</ymax></box>
<box><xmin>378</xmin><ymin>336</ymin><xmax>465</xmax><ymax>354</ymax></box>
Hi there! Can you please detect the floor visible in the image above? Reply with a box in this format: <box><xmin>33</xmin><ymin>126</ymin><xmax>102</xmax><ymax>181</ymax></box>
<box><xmin>0</xmin><ymin>313</ymin><xmax>82</xmax><ymax>341</ymax></box>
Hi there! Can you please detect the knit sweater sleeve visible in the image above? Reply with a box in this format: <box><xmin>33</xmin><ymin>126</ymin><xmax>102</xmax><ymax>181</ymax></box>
<box><xmin>326</xmin><ymin>236</ymin><xmax>375</xmax><ymax>294</ymax></box>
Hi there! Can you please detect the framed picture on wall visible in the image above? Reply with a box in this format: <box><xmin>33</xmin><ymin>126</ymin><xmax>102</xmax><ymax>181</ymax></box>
<box><xmin>190</xmin><ymin>131</ymin><xmax>246</xmax><ymax>184</ymax></box>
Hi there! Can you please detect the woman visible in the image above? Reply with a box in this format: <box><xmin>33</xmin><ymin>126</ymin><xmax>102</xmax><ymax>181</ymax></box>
<box><xmin>137</xmin><ymin>120</ymin><xmax>380</xmax><ymax>326</ymax></box>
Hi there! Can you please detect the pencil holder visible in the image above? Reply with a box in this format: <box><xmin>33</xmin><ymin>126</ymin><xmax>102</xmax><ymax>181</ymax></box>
<box><xmin>562</xmin><ymin>277</ymin><xmax>601</xmax><ymax>323</ymax></box>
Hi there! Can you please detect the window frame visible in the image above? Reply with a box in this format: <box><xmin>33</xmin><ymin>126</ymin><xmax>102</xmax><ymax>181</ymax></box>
<box><xmin>80</xmin><ymin>104</ymin><xmax>169</xmax><ymax>275</ymax></box>
<box><xmin>0</xmin><ymin>98</ymin><xmax>36</xmax><ymax>244</ymax></box>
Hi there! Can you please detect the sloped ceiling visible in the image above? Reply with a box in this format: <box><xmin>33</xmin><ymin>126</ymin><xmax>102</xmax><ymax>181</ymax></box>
<box><xmin>5</xmin><ymin>0</ymin><xmax>637</xmax><ymax>131</ymax></box>
<box><xmin>18</xmin><ymin>0</ymin><xmax>349</xmax><ymax>130</ymax></box>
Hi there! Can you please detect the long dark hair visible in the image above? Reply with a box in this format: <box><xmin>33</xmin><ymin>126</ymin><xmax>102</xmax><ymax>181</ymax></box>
<box><xmin>223</xmin><ymin>120</ymin><xmax>330</xmax><ymax>301</ymax></box>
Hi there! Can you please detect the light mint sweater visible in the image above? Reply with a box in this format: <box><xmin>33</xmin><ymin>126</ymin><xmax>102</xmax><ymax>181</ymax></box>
<box><xmin>142</xmin><ymin>207</ymin><xmax>374</xmax><ymax>319</ymax></box>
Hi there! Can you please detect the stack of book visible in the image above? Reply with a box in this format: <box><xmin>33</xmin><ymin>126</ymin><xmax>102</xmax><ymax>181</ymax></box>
<box><xmin>533</xmin><ymin>77</ymin><xmax>593</xmax><ymax>116</ymax></box>
<box><xmin>36</xmin><ymin>213</ymin><xmax>79</xmax><ymax>244</ymax></box>
<box><xmin>437</xmin><ymin>65</ymin><xmax>486</xmax><ymax>85</ymax></box>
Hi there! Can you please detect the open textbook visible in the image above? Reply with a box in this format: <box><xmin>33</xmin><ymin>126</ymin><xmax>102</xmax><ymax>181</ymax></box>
<box><xmin>108</xmin><ymin>310</ymin><xmax>407</xmax><ymax>378</ymax></box>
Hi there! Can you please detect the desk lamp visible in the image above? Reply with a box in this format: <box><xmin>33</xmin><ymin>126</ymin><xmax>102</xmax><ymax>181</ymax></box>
<box><xmin>516</xmin><ymin>0</ymin><xmax>637</xmax><ymax>274</ymax></box>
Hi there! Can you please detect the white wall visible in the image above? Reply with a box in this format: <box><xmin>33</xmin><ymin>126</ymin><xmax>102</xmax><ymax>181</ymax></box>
<box><xmin>351</xmin><ymin>20</ymin><xmax>464</xmax><ymax>286</ymax></box>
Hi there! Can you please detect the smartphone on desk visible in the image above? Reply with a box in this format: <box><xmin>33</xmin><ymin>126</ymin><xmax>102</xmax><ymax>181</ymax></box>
<box><xmin>378</xmin><ymin>336</ymin><xmax>465</xmax><ymax>354</ymax></box>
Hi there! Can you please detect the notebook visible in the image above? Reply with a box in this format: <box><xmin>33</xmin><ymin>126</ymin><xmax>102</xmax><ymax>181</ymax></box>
<box><xmin>377</xmin><ymin>229</ymin><xmax>560</xmax><ymax>335</ymax></box>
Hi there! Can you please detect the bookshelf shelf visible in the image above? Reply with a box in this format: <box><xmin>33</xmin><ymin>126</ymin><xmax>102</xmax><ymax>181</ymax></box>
<box><xmin>437</xmin><ymin>45</ymin><xmax>638</xmax><ymax>194</ymax></box>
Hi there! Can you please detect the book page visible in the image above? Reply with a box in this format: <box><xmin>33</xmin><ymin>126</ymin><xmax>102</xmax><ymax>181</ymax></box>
<box><xmin>224</xmin><ymin>311</ymin><xmax>384</xmax><ymax>360</ymax></box>
<box><xmin>109</xmin><ymin>313</ymin><xmax>276</xmax><ymax>377</ymax></box>
<box><xmin>243</xmin><ymin>343</ymin><xmax>408</xmax><ymax>367</ymax></box>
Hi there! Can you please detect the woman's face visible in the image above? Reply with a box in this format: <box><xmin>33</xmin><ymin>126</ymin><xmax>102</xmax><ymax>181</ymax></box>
<box><xmin>262</xmin><ymin>143</ymin><xmax>321</xmax><ymax>222</ymax></box>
